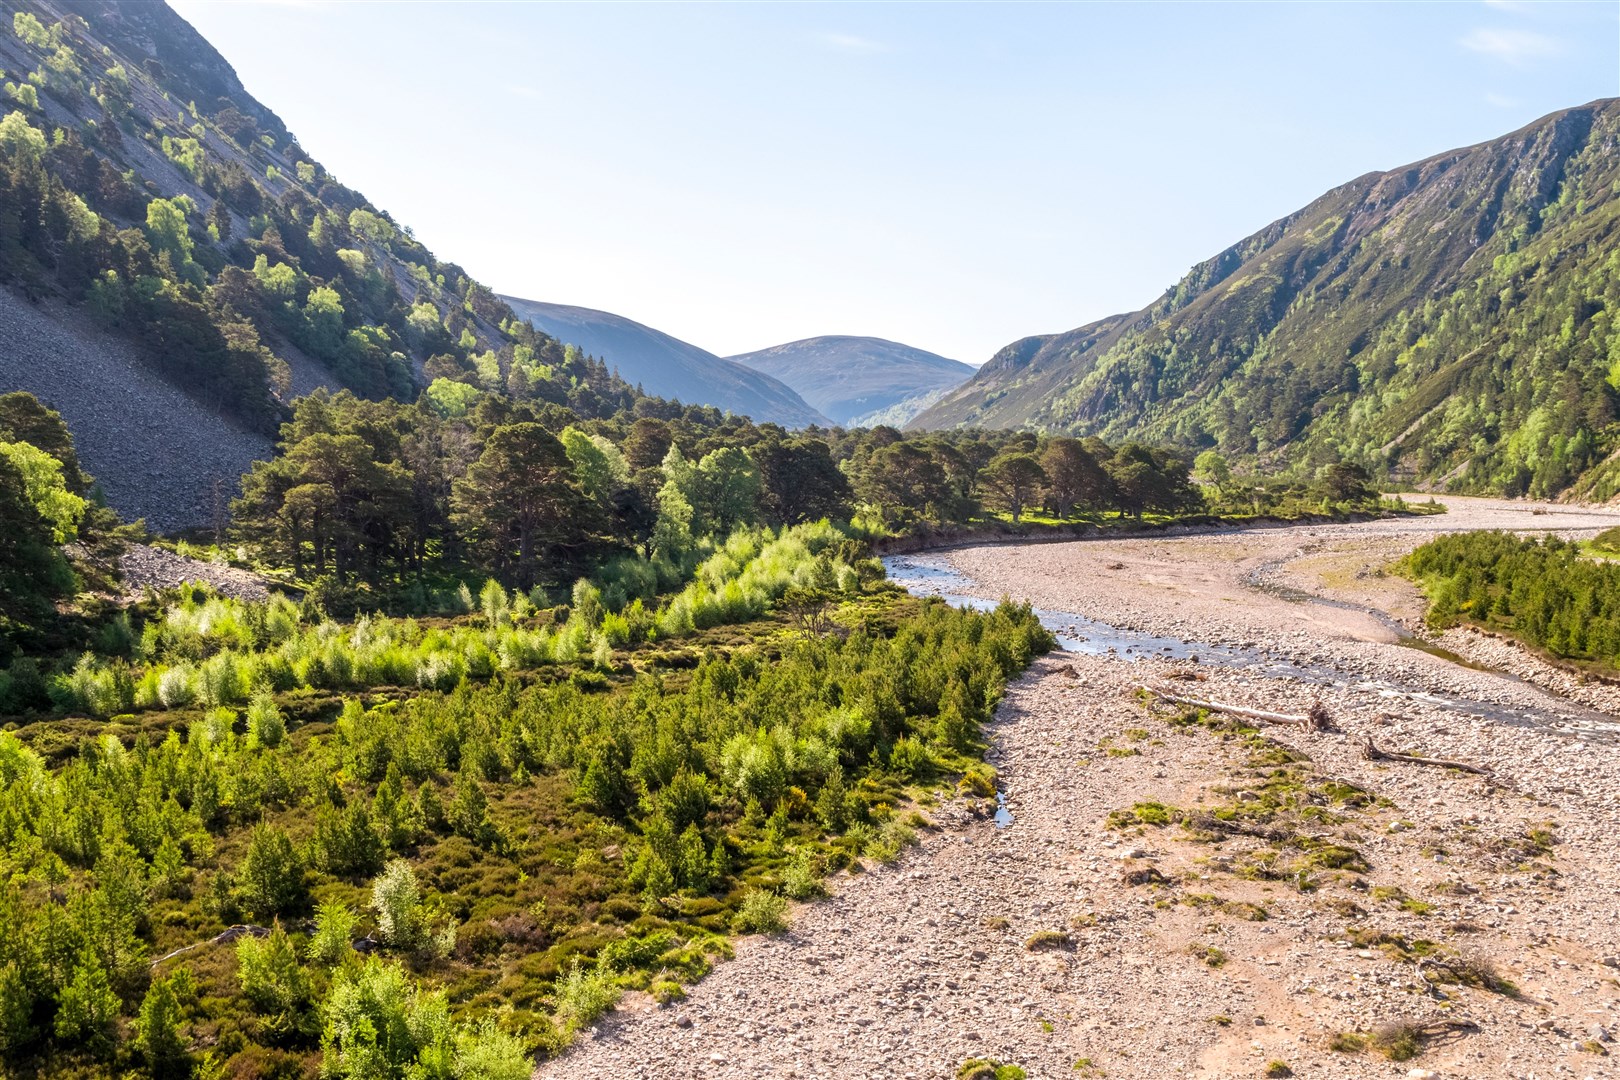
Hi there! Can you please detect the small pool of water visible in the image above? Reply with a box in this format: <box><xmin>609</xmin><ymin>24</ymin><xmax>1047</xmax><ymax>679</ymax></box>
<box><xmin>993</xmin><ymin>791</ymin><xmax>1013</xmax><ymax>829</ymax></box>
<box><xmin>884</xmin><ymin>553</ymin><xmax>1620</xmax><ymax>743</ymax></box>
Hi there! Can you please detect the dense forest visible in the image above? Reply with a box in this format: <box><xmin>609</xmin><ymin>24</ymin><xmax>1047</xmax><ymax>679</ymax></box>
<box><xmin>1402</xmin><ymin>529</ymin><xmax>1620</xmax><ymax>674</ymax></box>
<box><xmin>915</xmin><ymin>99</ymin><xmax>1620</xmax><ymax>501</ymax></box>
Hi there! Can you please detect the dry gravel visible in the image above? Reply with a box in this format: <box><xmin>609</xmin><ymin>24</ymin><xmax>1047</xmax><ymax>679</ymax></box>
<box><xmin>536</xmin><ymin>497</ymin><xmax>1620</xmax><ymax>1080</ymax></box>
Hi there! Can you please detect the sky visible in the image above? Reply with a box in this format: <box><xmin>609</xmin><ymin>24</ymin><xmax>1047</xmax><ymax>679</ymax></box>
<box><xmin>168</xmin><ymin>1</ymin><xmax>1619</xmax><ymax>364</ymax></box>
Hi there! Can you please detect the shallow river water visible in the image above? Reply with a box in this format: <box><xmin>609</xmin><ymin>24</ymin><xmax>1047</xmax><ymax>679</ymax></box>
<box><xmin>883</xmin><ymin>551</ymin><xmax>1620</xmax><ymax>743</ymax></box>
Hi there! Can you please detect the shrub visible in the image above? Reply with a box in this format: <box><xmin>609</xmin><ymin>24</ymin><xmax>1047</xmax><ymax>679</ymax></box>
<box><xmin>1369</xmin><ymin>1020</ymin><xmax>1424</xmax><ymax>1061</ymax></box>
<box><xmin>245</xmin><ymin>692</ymin><xmax>285</xmax><ymax>749</ymax></box>
<box><xmin>1024</xmin><ymin>929</ymin><xmax>1071</xmax><ymax>951</ymax></box>
<box><xmin>733</xmin><ymin>888</ymin><xmax>789</xmax><ymax>934</ymax></box>
<box><xmin>306</xmin><ymin>901</ymin><xmax>358</xmax><ymax>966</ymax></box>
<box><xmin>781</xmin><ymin>852</ymin><xmax>826</xmax><ymax>900</ymax></box>
<box><xmin>553</xmin><ymin>958</ymin><xmax>620</xmax><ymax>1032</ymax></box>
<box><xmin>157</xmin><ymin>665</ymin><xmax>197</xmax><ymax>708</ymax></box>
<box><xmin>957</xmin><ymin>1060</ymin><xmax>1026</xmax><ymax>1080</ymax></box>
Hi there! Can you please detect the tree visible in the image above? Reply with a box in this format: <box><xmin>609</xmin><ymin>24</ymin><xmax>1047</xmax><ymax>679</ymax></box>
<box><xmin>451</xmin><ymin>423</ymin><xmax>597</xmax><ymax>589</ymax></box>
<box><xmin>979</xmin><ymin>453</ymin><xmax>1047</xmax><ymax>524</ymax></box>
<box><xmin>54</xmin><ymin>954</ymin><xmax>119</xmax><ymax>1052</ymax></box>
<box><xmin>237</xmin><ymin>926</ymin><xmax>314</xmax><ymax>1041</ymax></box>
<box><xmin>0</xmin><ymin>441</ymin><xmax>84</xmax><ymax>542</ymax></box>
<box><xmin>690</xmin><ymin>447</ymin><xmax>762</xmax><ymax>537</ymax></box>
<box><xmin>755</xmin><ymin>439</ymin><xmax>853</xmax><ymax>525</ymax></box>
<box><xmin>1316</xmin><ymin>461</ymin><xmax>1373</xmax><ymax>502</ymax></box>
<box><xmin>0</xmin><ymin>449</ymin><xmax>72</xmax><ymax>648</ymax></box>
<box><xmin>235</xmin><ymin>825</ymin><xmax>306</xmax><ymax>920</ymax></box>
<box><xmin>135</xmin><ymin>975</ymin><xmax>188</xmax><ymax>1077</ymax></box>
<box><xmin>0</xmin><ymin>392</ymin><xmax>85</xmax><ymax>491</ymax></box>
<box><xmin>622</xmin><ymin>417</ymin><xmax>673</xmax><ymax>471</ymax></box>
<box><xmin>1192</xmin><ymin>450</ymin><xmax>1232</xmax><ymax>492</ymax></box>
<box><xmin>1040</xmin><ymin>438</ymin><xmax>1112</xmax><ymax>517</ymax></box>
<box><xmin>0</xmin><ymin>110</ymin><xmax>45</xmax><ymax>164</ymax></box>
<box><xmin>1107</xmin><ymin>443</ymin><xmax>1201</xmax><ymax>518</ymax></box>
<box><xmin>856</xmin><ymin>441</ymin><xmax>951</xmax><ymax>525</ymax></box>
<box><xmin>560</xmin><ymin>427</ymin><xmax>629</xmax><ymax>507</ymax></box>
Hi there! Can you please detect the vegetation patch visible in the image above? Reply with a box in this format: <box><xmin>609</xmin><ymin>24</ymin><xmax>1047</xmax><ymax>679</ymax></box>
<box><xmin>958</xmin><ymin>1059</ymin><xmax>1027</xmax><ymax>1080</ymax></box>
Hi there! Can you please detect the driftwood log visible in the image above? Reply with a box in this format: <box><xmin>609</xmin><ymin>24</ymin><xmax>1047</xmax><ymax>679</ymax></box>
<box><xmin>1360</xmin><ymin>737</ymin><xmax>1490</xmax><ymax>775</ymax></box>
<box><xmin>1141</xmin><ymin>687</ymin><xmax>1332</xmax><ymax>732</ymax></box>
<box><xmin>150</xmin><ymin>924</ymin><xmax>268</xmax><ymax>967</ymax></box>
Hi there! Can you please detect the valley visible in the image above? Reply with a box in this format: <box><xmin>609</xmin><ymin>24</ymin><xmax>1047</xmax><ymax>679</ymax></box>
<box><xmin>539</xmin><ymin>498</ymin><xmax>1620</xmax><ymax>1079</ymax></box>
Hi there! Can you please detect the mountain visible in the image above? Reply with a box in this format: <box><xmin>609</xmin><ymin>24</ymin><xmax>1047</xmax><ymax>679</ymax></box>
<box><xmin>913</xmin><ymin>100</ymin><xmax>1620</xmax><ymax>500</ymax></box>
<box><xmin>500</xmin><ymin>297</ymin><xmax>830</xmax><ymax>428</ymax></box>
<box><xmin>726</xmin><ymin>336</ymin><xmax>974</xmax><ymax>427</ymax></box>
<box><xmin>0</xmin><ymin>1</ymin><xmax>632</xmax><ymax>528</ymax></box>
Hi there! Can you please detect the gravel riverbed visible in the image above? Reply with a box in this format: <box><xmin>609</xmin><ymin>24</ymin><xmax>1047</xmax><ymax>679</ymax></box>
<box><xmin>536</xmin><ymin>497</ymin><xmax>1620</xmax><ymax>1080</ymax></box>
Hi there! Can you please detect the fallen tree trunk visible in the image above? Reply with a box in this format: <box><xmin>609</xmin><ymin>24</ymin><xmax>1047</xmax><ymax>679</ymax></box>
<box><xmin>151</xmin><ymin>924</ymin><xmax>268</xmax><ymax>967</ymax></box>
<box><xmin>1360</xmin><ymin>737</ymin><xmax>1490</xmax><ymax>775</ymax></box>
<box><xmin>1140</xmin><ymin>687</ymin><xmax>1332</xmax><ymax>731</ymax></box>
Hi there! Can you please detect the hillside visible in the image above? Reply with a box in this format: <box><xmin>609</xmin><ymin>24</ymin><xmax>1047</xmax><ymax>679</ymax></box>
<box><xmin>0</xmin><ymin>0</ymin><xmax>633</xmax><ymax>527</ymax></box>
<box><xmin>727</xmin><ymin>335</ymin><xmax>973</xmax><ymax>427</ymax></box>
<box><xmin>913</xmin><ymin>100</ymin><xmax>1620</xmax><ymax>500</ymax></box>
<box><xmin>500</xmin><ymin>297</ymin><xmax>830</xmax><ymax>428</ymax></box>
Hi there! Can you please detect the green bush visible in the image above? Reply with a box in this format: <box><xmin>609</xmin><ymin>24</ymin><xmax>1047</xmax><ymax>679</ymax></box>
<box><xmin>733</xmin><ymin>888</ymin><xmax>789</xmax><ymax>934</ymax></box>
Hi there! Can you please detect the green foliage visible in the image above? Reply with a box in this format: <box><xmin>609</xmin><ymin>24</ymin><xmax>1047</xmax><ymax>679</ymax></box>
<box><xmin>733</xmin><ymin>888</ymin><xmax>789</xmax><ymax>934</ymax></box>
<box><xmin>919</xmin><ymin>102</ymin><xmax>1620</xmax><ymax>502</ymax></box>
<box><xmin>1403</xmin><ymin>530</ymin><xmax>1620</xmax><ymax>671</ymax></box>
<box><xmin>235</xmin><ymin>824</ymin><xmax>306</xmax><ymax>920</ymax></box>
<box><xmin>321</xmin><ymin>957</ymin><xmax>522</xmax><ymax>1080</ymax></box>
<box><xmin>552</xmin><ymin>958</ymin><xmax>620</xmax><ymax>1034</ymax></box>
<box><xmin>307</xmin><ymin>901</ymin><xmax>359</xmax><ymax>967</ymax></box>
<box><xmin>136</xmin><ymin>974</ymin><xmax>188</xmax><ymax>1076</ymax></box>
<box><xmin>13</xmin><ymin>12</ymin><xmax>51</xmax><ymax>48</ymax></box>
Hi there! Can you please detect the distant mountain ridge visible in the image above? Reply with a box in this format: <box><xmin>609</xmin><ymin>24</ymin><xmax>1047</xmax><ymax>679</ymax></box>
<box><xmin>499</xmin><ymin>297</ymin><xmax>831</xmax><ymax>428</ymax></box>
<box><xmin>727</xmin><ymin>336</ymin><xmax>973</xmax><ymax>427</ymax></box>
<box><xmin>913</xmin><ymin>99</ymin><xmax>1620</xmax><ymax>500</ymax></box>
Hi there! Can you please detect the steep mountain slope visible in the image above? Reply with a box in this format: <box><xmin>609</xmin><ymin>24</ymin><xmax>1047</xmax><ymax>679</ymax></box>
<box><xmin>727</xmin><ymin>335</ymin><xmax>973</xmax><ymax>427</ymax></box>
<box><xmin>914</xmin><ymin>100</ymin><xmax>1620</xmax><ymax>499</ymax></box>
<box><xmin>500</xmin><ymin>297</ymin><xmax>831</xmax><ymax>428</ymax></box>
<box><xmin>0</xmin><ymin>1</ymin><xmax>632</xmax><ymax>527</ymax></box>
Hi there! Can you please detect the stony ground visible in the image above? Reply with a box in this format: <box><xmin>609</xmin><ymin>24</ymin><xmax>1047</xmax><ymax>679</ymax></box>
<box><xmin>536</xmin><ymin>497</ymin><xmax>1620</xmax><ymax>1080</ymax></box>
<box><xmin>0</xmin><ymin>288</ymin><xmax>273</xmax><ymax>532</ymax></box>
<box><xmin>119</xmin><ymin>543</ymin><xmax>272</xmax><ymax>602</ymax></box>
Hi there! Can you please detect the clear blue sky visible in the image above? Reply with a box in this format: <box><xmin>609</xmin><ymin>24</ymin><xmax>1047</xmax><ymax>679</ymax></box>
<box><xmin>169</xmin><ymin>0</ymin><xmax>1618</xmax><ymax>364</ymax></box>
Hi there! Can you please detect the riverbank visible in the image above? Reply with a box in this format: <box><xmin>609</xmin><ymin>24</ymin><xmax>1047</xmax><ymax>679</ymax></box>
<box><xmin>536</xmin><ymin>495</ymin><xmax>1620</xmax><ymax>1079</ymax></box>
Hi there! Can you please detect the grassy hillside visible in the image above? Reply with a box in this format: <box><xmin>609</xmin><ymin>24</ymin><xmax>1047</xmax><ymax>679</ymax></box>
<box><xmin>499</xmin><ymin>297</ymin><xmax>830</xmax><ymax>429</ymax></box>
<box><xmin>0</xmin><ymin>1</ymin><xmax>636</xmax><ymax>524</ymax></box>
<box><xmin>727</xmin><ymin>336</ymin><xmax>973</xmax><ymax>427</ymax></box>
<box><xmin>914</xmin><ymin>100</ymin><xmax>1620</xmax><ymax>500</ymax></box>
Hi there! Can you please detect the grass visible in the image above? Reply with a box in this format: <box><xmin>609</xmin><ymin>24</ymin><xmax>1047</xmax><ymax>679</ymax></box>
<box><xmin>1106</xmin><ymin>801</ymin><xmax>1178</xmax><ymax>828</ymax></box>
<box><xmin>1186</xmin><ymin>943</ymin><xmax>1228</xmax><ymax>968</ymax></box>
<box><xmin>1369</xmin><ymin>1020</ymin><xmax>1424</xmax><ymax>1061</ymax></box>
<box><xmin>1024</xmin><ymin>930</ymin><xmax>1073</xmax><ymax>952</ymax></box>
<box><xmin>958</xmin><ymin>1060</ymin><xmax>1027</xmax><ymax>1080</ymax></box>
<box><xmin>1264</xmin><ymin>1061</ymin><xmax>1293</xmax><ymax>1078</ymax></box>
